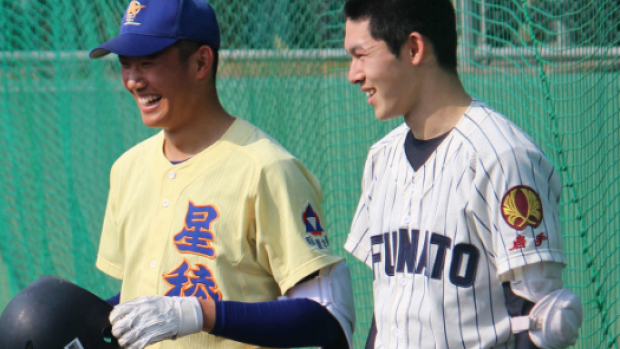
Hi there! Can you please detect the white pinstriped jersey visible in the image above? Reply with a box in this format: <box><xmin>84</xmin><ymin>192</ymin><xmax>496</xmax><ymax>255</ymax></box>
<box><xmin>345</xmin><ymin>100</ymin><xmax>566</xmax><ymax>349</ymax></box>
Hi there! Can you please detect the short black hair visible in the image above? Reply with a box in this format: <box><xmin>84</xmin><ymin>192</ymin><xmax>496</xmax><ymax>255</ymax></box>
<box><xmin>173</xmin><ymin>40</ymin><xmax>219</xmax><ymax>81</ymax></box>
<box><xmin>344</xmin><ymin>0</ymin><xmax>458</xmax><ymax>74</ymax></box>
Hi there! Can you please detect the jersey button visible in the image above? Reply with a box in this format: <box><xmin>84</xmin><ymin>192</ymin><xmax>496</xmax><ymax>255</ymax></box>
<box><xmin>401</xmin><ymin>278</ymin><xmax>408</xmax><ymax>285</ymax></box>
<box><xmin>163</xmin><ymin>199</ymin><xmax>170</xmax><ymax>207</ymax></box>
<box><xmin>150</xmin><ymin>260</ymin><xmax>156</xmax><ymax>268</ymax></box>
<box><xmin>394</xmin><ymin>329</ymin><xmax>400</xmax><ymax>337</ymax></box>
<box><xmin>403</xmin><ymin>216</ymin><xmax>410</xmax><ymax>225</ymax></box>
<box><xmin>169</xmin><ymin>171</ymin><xmax>176</xmax><ymax>179</ymax></box>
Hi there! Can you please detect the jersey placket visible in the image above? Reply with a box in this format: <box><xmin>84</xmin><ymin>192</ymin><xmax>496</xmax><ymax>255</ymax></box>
<box><xmin>400</xmin><ymin>170</ymin><xmax>415</xmax><ymax>228</ymax></box>
<box><xmin>407</xmin><ymin>170</ymin><xmax>426</xmax><ymax>348</ymax></box>
<box><xmin>395</xmin><ymin>171</ymin><xmax>418</xmax><ymax>349</ymax></box>
<box><xmin>138</xmin><ymin>167</ymin><xmax>181</xmax><ymax>296</ymax></box>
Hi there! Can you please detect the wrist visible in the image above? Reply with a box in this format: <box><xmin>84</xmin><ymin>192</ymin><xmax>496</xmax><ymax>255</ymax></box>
<box><xmin>198</xmin><ymin>297</ymin><xmax>217</xmax><ymax>333</ymax></box>
<box><xmin>176</xmin><ymin>297</ymin><xmax>205</xmax><ymax>337</ymax></box>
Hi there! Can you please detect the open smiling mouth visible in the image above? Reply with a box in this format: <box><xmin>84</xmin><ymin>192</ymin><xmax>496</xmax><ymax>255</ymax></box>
<box><xmin>138</xmin><ymin>95</ymin><xmax>163</xmax><ymax>107</ymax></box>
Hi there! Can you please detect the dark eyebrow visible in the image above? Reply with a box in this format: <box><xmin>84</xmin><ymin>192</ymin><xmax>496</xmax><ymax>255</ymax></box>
<box><xmin>347</xmin><ymin>46</ymin><xmax>364</xmax><ymax>56</ymax></box>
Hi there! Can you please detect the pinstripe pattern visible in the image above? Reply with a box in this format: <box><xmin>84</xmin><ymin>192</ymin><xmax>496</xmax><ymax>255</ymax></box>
<box><xmin>345</xmin><ymin>100</ymin><xmax>566</xmax><ymax>348</ymax></box>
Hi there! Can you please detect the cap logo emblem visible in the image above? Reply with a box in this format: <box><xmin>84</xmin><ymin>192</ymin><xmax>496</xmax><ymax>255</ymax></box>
<box><xmin>125</xmin><ymin>0</ymin><xmax>146</xmax><ymax>26</ymax></box>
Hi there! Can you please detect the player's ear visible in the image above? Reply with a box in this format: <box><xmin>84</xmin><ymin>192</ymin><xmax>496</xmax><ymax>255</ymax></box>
<box><xmin>406</xmin><ymin>32</ymin><xmax>426</xmax><ymax>66</ymax></box>
<box><xmin>194</xmin><ymin>45</ymin><xmax>215</xmax><ymax>80</ymax></box>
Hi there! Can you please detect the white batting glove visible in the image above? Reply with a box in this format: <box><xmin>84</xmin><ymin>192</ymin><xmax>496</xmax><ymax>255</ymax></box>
<box><xmin>109</xmin><ymin>295</ymin><xmax>204</xmax><ymax>349</ymax></box>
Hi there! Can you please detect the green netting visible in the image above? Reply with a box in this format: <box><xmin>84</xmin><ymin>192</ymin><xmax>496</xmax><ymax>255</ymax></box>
<box><xmin>0</xmin><ymin>1</ymin><xmax>619</xmax><ymax>348</ymax></box>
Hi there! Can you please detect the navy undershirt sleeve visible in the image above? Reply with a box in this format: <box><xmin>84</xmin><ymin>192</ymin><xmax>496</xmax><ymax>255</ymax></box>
<box><xmin>211</xmin><ymin>298</ymin><xmax>344</xmax><ymax>348</ymax></box>
<box><xmin>106</xmin><ymin>292</ymin><xmax>121</xmax><ymax>306</ymax></box>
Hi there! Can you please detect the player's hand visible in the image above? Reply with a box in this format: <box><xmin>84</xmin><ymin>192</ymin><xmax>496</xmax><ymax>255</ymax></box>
<box><xmin>109</xmin><ymin>295</ymin><xmax>204</xmax><ymax>349</ymax></box>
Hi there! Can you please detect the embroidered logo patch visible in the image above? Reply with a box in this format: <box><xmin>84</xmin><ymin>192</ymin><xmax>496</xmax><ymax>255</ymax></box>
<box><xmin>124</xmin><ymin>0</ymin><xmax>146</xmax><ymax>26</ymax></box>
<box><xmin>501</xmin><ymin>186</ymin><xmax>543</xmax><ymax>231</ymax></box>
<box><xmin>302</xmin><ymin>202</ymin><xmax>329</xmax><ymax>250</ymax></box>
<box><xmin>303</xmin><ymin>203</ymin><xmax>324</xmax><ymax>236</ymax></box>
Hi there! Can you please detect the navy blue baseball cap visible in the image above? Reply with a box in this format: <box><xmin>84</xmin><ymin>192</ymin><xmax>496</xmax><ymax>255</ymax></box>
<box><xmin>90</xmin><ymin>0</ymin><xmax>220</xmax><ymax>59</ymax></box>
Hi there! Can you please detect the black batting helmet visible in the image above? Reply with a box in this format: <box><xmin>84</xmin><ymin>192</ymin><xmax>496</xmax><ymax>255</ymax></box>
<box><xmin>0</xmin><ymin>275</ymin><xmax>120</xmax><ymax>349</ymax></box>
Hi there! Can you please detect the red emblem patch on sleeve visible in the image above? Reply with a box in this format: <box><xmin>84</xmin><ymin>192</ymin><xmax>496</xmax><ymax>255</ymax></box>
<box><xmin>303</xmin><ymin>203</ymin><xmax>324</xmax><ymax>236</ymax></box>
<box><xmin>501</xmin><ymin>185</ymin><xmax>543</xmax><ymax>231</ymax></box>
<box><xmin>301</xmin><ymin>202</ymin><xmax>330</xmax><ymax>250</ymax></box>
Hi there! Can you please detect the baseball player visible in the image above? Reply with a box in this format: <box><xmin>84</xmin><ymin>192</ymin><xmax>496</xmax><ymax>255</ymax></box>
<box><xmin>342</xmin><ymin>0</ymin><xmax>583</xmax><ymax>348</ymax></box>
<box><xmin>89</xmin><ymin>1</ymin><xmax>355</xmax><ymax>349</ymax></box>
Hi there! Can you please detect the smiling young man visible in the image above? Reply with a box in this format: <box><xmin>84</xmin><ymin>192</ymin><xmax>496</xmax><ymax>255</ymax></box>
<box><xmin>88</xmin><ymin>1</ymin><xmax>355</xmax><ymax>349</ymax></box>
<box><xmin>342</xmin><ymin>0</ymin><xmax>583</xmax><ymax>348</ymax></box>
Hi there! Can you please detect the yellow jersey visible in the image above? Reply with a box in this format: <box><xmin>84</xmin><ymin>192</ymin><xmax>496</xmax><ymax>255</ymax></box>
<box><xmin>97</xmin><ymin>118</ymin><xmax>343</xmax><ymax>349</ymax></box>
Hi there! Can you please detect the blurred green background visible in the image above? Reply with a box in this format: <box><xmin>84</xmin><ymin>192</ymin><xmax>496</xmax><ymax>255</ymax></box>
<box><xmin>1</xmin><ymin>0</ymin><xmax>619</xmax><ymax>348</ymax></box>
